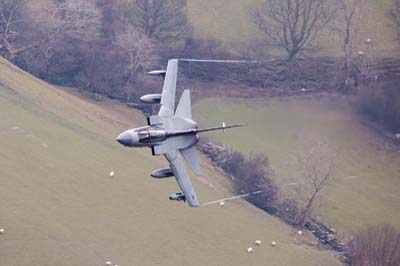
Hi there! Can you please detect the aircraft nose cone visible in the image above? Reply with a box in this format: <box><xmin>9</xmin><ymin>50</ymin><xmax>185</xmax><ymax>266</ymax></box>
<box><xmin>116</xmin><ymin>131</ymin><xmax>132</xmax><ymax>146</ymax></box>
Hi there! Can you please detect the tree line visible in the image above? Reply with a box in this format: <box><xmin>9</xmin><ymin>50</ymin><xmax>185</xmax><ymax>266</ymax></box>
<box><xmin>1</xmin><ymin>0</ymin><xmax>399</xmax><ymax>132</ymax></box>
<box><xmin>0</xmin><ymin>0</ymin><xmax>191</xmax><ymax>100</ymax></box>
<box><xmin>200</xmin><ymin>138</ymin><xmax>334</xmax><ymax>229</ymax></box>
<box><xmin>200</xmin><ymin>138</ymin><xmax>400</xmax><ymax>265</ymax></box>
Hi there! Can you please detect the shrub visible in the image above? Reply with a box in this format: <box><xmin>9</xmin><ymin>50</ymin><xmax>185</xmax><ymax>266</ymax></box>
<box><xmin>357</xmin><ymin>81</ymin><xmax>400</xmax><ymax>132</ymax></box>
<box><xmin>347</xmin><ymin>224</ymin><xmax>400</xmax><ymax>266</ymax></box>
<box><xmin>232</xmin><ymin>153</ymin><xmax>277</xmax><ymax>212</ymax></box>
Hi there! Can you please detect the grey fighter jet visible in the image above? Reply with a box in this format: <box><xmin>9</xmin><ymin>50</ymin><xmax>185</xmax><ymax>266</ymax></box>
<box><xmin>116</xmin><ymin>59</ymin><xmax>244</xmax><ymax>207</ymax></box>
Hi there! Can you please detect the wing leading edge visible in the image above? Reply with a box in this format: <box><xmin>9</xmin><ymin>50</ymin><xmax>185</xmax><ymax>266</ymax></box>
<box><xmin>165</xmin><ymin>151</ymin><xmax>200</xmax><ymax>207</ymax></box>
<box><xmin>158</xmin><ymin>59</ymin><xmax>178</xmax><ymax>117</ymax></box>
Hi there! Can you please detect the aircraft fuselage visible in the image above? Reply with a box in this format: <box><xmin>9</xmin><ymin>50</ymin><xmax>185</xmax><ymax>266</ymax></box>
<box><xmin>116</xmin><ymin>117</ymin><xmax>199</xmax><ymax>149</ymax></box>
<box><xmin>117</xmin><ymin>126</ymin><xmax>168</xmax><ymax>147</ymax></box>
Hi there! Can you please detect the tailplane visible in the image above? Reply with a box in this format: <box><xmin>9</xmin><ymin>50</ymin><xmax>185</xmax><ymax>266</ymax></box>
<box><xmin>181</xmin><ymin>146</ymin><xmax>202</xmax><ymax>176</ymax></box>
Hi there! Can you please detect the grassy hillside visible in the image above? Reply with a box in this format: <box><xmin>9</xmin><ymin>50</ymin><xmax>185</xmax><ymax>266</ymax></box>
<box><xmin>188</xmin><ymin>0</ymin><xmax>399</xmax><ymax>56</ymax></box>
<box><xmin>0</xmin><ymin>57</ymin><xmax>341</xmax><ymax>265</ymax></box>
<box><xmin>193</xmin><ymin>96</ymin><xmax>400</xmax><ymax>234</ymax></box>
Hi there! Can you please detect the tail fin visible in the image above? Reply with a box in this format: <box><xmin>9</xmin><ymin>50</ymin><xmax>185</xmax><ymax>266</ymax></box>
<box><xmin>175</xmin><ymin>89</ymin><xmax>191</xmax><ymax>118</ymax></box>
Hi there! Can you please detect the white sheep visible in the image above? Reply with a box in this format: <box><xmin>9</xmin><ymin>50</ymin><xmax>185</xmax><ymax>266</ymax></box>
<box><xmin>271</xmin><ymin>241</ymin><xmax>277</xmax><ymax>247</ymax></box>
<box><xmin>298</xmin><ymin>230</ymin><xmax>303</xmax><ymax>235</ymax></box>
<box><xmin>109</xmin><ymin>171</ymin><xmax>115</xmax><ymax>177</ymax></box>
<box><xmin>105</xmin><ymin>261</ymin><xmax>112</xmax><ymax>266</ymax></box>
<box><xmin>254</xmin><ymin>240</ymin><xmax>262</xmax><ymax>246</ymax></box>
<box><xmin>0</xmin><ymin>228</ymin><xmax>5</xmax><ymax>234</ymax></box>
<box><xmin>219</xmin><ymin>201</ymin><xmax>225</xmax><ymax>207</ymax></box>
<box><xmin>247</xmin><ymin>247</ymin><xmax>253</xmax><ymax>253</ymax></box>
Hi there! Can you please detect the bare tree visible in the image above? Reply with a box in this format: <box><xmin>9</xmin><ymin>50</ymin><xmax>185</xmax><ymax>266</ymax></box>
<box><xmin>335</xmin><ymin>0</ymin><xmax>361</xmax><ymax>91</ymax></box>
<box><xmin>115</xmin><ymin>24</ymin><xmax>159</xmax><ymax>100</ymax></box>
<box><xmin>233</xmin><ymin>153</ymin><xmax>277</xmax><ymax>212</ymax></box>
<box><xmin>389</xmin><ymin>0</ymin><xmax>400</xmax><ymax>45</ymax></box>
<box><xmin>0</xmin><ymin>0</ymin><xmax>27</xmax><ymax>59</ymax></box>
<box><xmin>77</xmin><ymin>43</ymin><xmax>127</xmax><ymax>98</ymax></box>
<box><xmin>36</xmin><ymin>0</ymin><xmax>101</xmax><ymax>51</ymax></box>
<box><xmin>118</xmin><ymin>0</ymin><xmax>190</xmax><ymax>46</ymax></box>
<box><xmin>283</xmin><ymin>139</ymin><xmax>334</xmax><ymax>226</ymax></box>
<box><xmin>57</xmin><ymin>0</ymin><xmax>102</xmax><ymax>41</ymax></box>
<box><xmin>252</xmin><ymin>0</ymin><xmax>337</xmax><ymax>60</ymax></box>
<box><xmin>21</xmin><ymin>0</ymin><xmax>101</xmax><ymax>76</ymax></box>
<box><xmin>348</xmin><ymin>224</ymin><xmax>400</xmax><ymax>266</ymax></box>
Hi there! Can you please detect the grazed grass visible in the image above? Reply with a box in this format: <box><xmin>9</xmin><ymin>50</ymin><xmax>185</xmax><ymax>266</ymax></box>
<box><xmin>188</xmin><ymin>0</ymin><xmax>399</xmax><ymax>57</ymax></box>
<box><xmin>193</xmin><ymin>96</ymin><xmax>400</xmax><ymax>234</ymax></box>
<box><xmin>0</xmin><ymin>57</ymin><xmax>341</xmax><ymax>265</ymax></box>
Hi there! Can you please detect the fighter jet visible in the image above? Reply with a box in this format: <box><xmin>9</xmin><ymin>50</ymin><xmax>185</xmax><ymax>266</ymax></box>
<box><xmin>116</xmin><ymin>59</ymin><xmax>244</xmax><ymax>207</ymax></box>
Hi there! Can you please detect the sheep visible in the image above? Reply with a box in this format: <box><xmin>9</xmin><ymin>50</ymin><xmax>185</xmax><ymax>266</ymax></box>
<box><xmin>247</xmin><ymin>247</ymin><xmax>253</xmax><ymax>253</ymax></box>
<box><xmin>271</xmin><ymin>241</ymin><xmax>277</xmax><ymax>247</ymax></box>
<box><xmin>254</xmin><ymin>240</ymin><xmax>262</xmax><ymax>246</ymax></box>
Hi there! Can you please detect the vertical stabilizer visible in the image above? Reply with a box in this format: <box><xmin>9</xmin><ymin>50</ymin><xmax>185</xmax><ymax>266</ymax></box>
<box><xmin>175</xmin><ymin>89</ymin><xmax>191</xmax><ymax>118</ymax></box>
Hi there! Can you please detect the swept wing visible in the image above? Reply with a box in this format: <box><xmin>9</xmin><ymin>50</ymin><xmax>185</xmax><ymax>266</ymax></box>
<box><xmin>158</xmin><ymin>59</ymin><xmax>178</xmax><ymax>117</ymax></box>
<box><xmin>165</xmin><ymin>151</ymin><xmax>200</xmax><ymax>207</ymax></box>
<box><xmin>155</xmin><ymin>59</ymin><xmax>200</xmax><ymax>207</ymax></box>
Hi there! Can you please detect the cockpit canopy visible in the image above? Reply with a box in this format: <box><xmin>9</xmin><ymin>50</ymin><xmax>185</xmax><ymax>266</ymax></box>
<box><xmin>138</xmin><ymin>129</ymin><xmax>166</xmax><ymax>143</ymax></box>
<box><xmin>138</xmin><ymin>131</ymin><xmax>150</xmax><ymax>142</ymax></box>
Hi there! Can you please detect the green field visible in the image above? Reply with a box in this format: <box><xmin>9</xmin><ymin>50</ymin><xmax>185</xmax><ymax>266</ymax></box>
<box><xmin>0</xmin><ymin>58</ymin><xmax>342</xmax><ymax>265</ymax></box>
<box><xmin>188</xmin><ymin>0</ymin><xmax>399</xmax><ymax>56</ymax></box>
<box><xmin>30</xmin><ymin>0</ymin><xmax>399</xmax><ymax>57</ymax></box>
<box><xmin>193</xmin><ymin>96</ymin><xmax>400</xmax><ymax>235</ymax></box>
